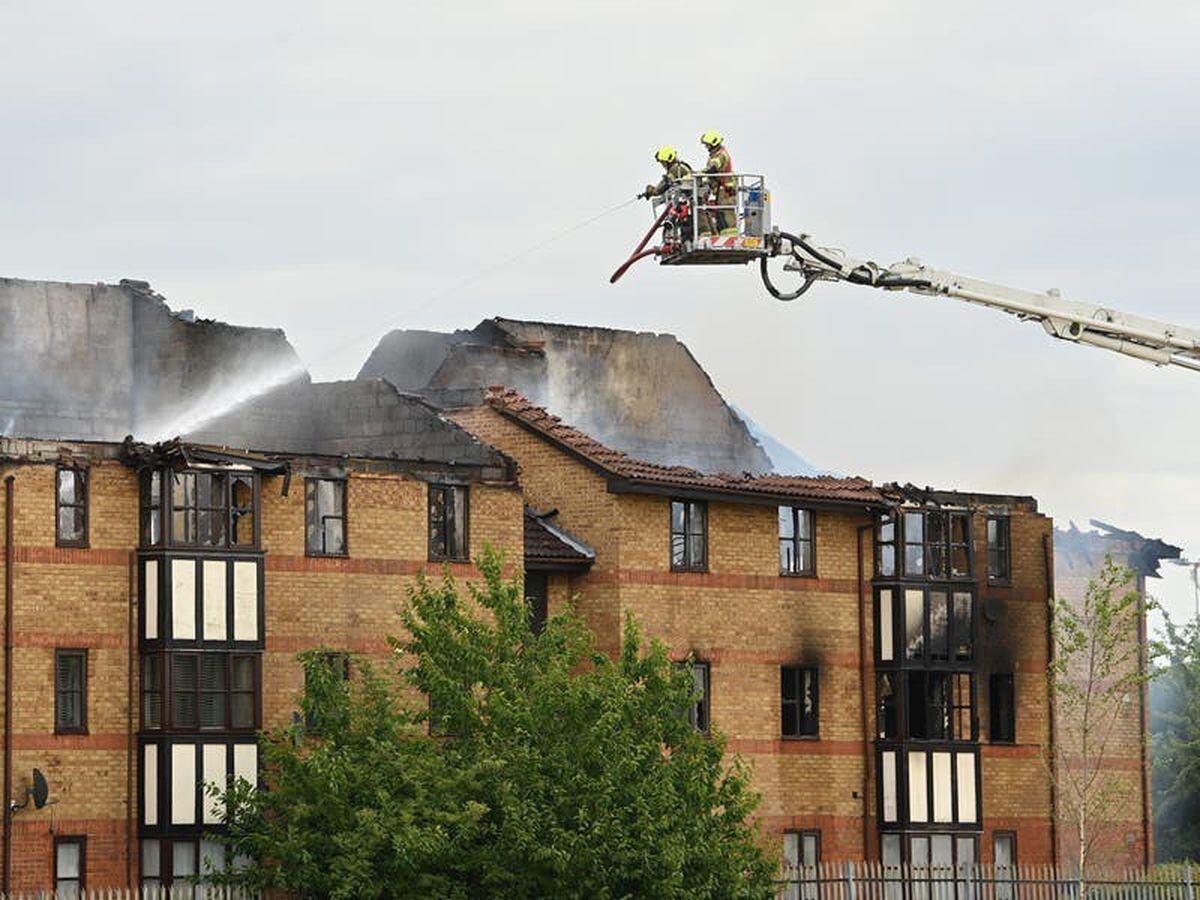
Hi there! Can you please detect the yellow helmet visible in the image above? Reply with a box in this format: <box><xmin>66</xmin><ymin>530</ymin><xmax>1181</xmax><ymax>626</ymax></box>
<box><xmin>654</xmin><ymin>145</ymin><xmax>678</xmax><ymax>164</ymax></box>
<box><xmin>700</xmin><ymin>130</ymin><xmax>723</xmax><ymax>149</ymax></box>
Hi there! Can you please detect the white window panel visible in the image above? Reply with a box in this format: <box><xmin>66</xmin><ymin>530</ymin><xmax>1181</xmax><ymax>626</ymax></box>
<box><xmin>956</xmin><ymin>752</ymin><xmax>977</xmax><ymax>823</ymax></box>
<box><xmin>144</xmin><ymin>560</ymin><xmax>159</xmax><ymax>640</ymax></box>
<box><xmin>143</xmin><ymin>744</ymin><xmax>158</xmax><ymax>825</ymax></box>
<box><xmin>201</xmin><ymin>839</ymin><xmax>226</xmax><ymax>876</ymax></box>
<box><xmin>203</xmin><ymin>560</ymin><xmax>227</xmax><ymax>640</ymax></box>
<box><xmin>233</xmin><ymin>742</ymin><xmax>257</xmax><ymax>789</ymax></box>
<box><xmin>233</xmin><ymin>561</ymin><xmax>258</xmax><ymax>641</ymax></box>
<box><xmin>881</xmin><ymin>750</ymin><xmax>898</xmax><ymax>823</ymax></box>
<box><xmin>171</xmin><ymin>743</ymin><xmax>196</xmax><ymax>825</ymax></box>
<box><xmin>879</xmin><ymin>589</ymin><xmax>893</xmax><ymax>661</ymax></box>
<box><xmin>203</xmin><ymin>743</ymin><xmax>227</xmax><ymax>824</ymax></box>
<box><xmin>171</xmin><ymin>559</ymin><xmax>196</xmax><ymax>640</ymax></box>
<box><xmin>932</xmin><ymin>752</ymin><xmax>953</xmax><ymax>823</ymax></box>
<box><xmin>908</xmin><ymin>751</ymin><xmax>928</xmax><ymax>823</ymax></box>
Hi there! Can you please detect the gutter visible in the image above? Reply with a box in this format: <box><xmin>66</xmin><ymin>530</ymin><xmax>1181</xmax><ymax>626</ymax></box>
<box><xmin>1042</xmin><ymin>532</ymin><xmax>1059</xmax><ymax>865</ymax></box>
<box><xmin>3</xmin><ymin>474</ymin><xmax>13</xmax><ymax>892</ymax></box>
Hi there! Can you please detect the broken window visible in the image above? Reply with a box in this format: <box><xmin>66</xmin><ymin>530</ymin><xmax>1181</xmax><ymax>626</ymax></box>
<box><xmin>903</xmin><ymin>512</ymin><xmax>925</xmax><ymax>575</ymax></box>
<box><xmin>949</xmin><ymin>513</ymin><xmax>971</xmax><ymax>577</ymax></box>
<box><xmin>987</xmin><ymin>515</ymin><xmax>1011</xmax><ymax>582</ymax></box>
<box><xmin>877</xmin><ymin>672</ymin><xmax>899</xmax><ymax>739</ymax></box>
<box><xmin>906</xmin><ymin>672</ymin><xmax>975</xmax><ymax>740</ymax></box>
<box><xmin>55</xmin><ymin>466</ymin><xmax>88</xmax><ymax>547</ymax></box>
<box><xmin>141</xmin><ymin>470</ymin><xmax>163</xmax><ymax>546</ymax></box>
<box><xmin>142</xmin><ymin>468</ymin><xmax>258</xmax><ymax>549</ymax></box>
<box><xmin>898</xmin><ymin>588</ymin><xmax>974</xmax><ymax>665</ymax></box>
<box><xmin>779</xmin><ymin>506</ymin><xmax>815</xmax><ymax>576</ymax></box>
<box><xmin>305</xmin><ymin>478</ymin><xmax>347</xmax><ymax>557</ymax></box>
<box><xmin>877</xmin><ymin>512</ymin><xmax>896</xmax><ymax>576</ymax></box>
<box><xmin>670</xmin><ymin>500</ymin><xmax>707</xmax><ymax>571</ymax></box>
<box><xmin>953</xmin><ymin>592</ymin><xmax>974</xmax><ymax>661</ymax></box>
<box><xmin>229</xmin><ymin>475</ymin><xmax>255</xmax><ymax>547</ymax></box>
<box><xmin>990</xmin><ymin>672</ymin><xmax>1016</xmax><ymax>743</ymax></box>
<box><xmin>173</xmin><ymin>471</ymin><xmax>228</xmax><ymax>547</ymax></box>
<box><xmin>55</xmin><ymin>649</ymin><xmax>87</xmax><ymax>734</ymax></box>
<box><xmin>428</xmin><ymin>484</ymin><xmax>468</xmax><ymax>562</ymax></box>
<box><xmin>781</xmin><ymin>666</ymin><xmax>819</xmax><ymax>738</ymax></box>
<box><xmin>905</xmin><ymin>590</ymin><xmax>925</xmax><ymax>660</ymax></box>
<box><xmin>677</xmin><ymin>660</ymin><xmax>710</xmax><ymax>733</ymax></box>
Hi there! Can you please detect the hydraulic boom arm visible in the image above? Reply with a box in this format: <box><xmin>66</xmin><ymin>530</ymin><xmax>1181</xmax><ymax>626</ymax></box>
<box><xmin>773</xmin><ymin>231</ymin><xmax>1200</xmax><ymax>372</ymax></box>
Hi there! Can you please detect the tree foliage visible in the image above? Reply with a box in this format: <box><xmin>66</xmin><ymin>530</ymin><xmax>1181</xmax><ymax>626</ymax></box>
<box><xmin>1150</xmin><ymin>613</ymin><xmax>1200</xmax><ymax>861</ymax></box>
<box><xmin>1047</xmin><ymin>556</ymin><xmax>1151</xmax><ymax>876</ymax></box>
<box><xmin>217</xmin><ymin>549</ymin><xmax>776</xmax><ymax>898</ymax></box>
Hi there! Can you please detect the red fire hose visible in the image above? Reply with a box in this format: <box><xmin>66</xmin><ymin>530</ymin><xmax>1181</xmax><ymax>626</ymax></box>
<box><xmin>609</xmin><ymin>206</ymin><xmax>668</xmax><ymax>283</ymax></box>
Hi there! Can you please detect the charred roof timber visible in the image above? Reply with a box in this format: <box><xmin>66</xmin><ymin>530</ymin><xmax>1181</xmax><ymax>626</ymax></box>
<box><xmin>1055</xmin><ymin>519</ymin><xmax>1182</xmax><ymax>578</ymax></box>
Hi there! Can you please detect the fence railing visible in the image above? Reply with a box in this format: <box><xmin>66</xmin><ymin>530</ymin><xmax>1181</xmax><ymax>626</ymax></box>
<box><xmin>777</xmin><ymin>862</ymin><xmax>1199</xmax><ymax>900</ymax></box>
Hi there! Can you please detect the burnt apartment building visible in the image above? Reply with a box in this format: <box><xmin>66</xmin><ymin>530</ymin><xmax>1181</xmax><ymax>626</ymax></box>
<box><xmin>0</xmin><ymin>278</ymin><xmax>1086</xmax><ymax>890</ymax></box>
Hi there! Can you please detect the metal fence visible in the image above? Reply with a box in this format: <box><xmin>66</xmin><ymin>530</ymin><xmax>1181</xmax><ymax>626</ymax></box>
<box><xmin>777</xmin><ymin>862</ymin><xmax>1199</xmax><ymax>900</ymax></box>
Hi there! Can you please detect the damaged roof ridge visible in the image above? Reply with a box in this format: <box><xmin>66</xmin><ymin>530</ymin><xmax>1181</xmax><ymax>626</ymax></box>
<box><xmin>483</xmin><ymin>386</ymin><xmax>882</xmax><ymax>504</ymax></box>
<box><xmin>488</xmin><ymin>315</ymin><xmax>682</xmax><ymax>344</ymax></box>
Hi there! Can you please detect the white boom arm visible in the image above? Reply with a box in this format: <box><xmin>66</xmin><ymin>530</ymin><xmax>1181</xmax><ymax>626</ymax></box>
<box><xmin>780</xmin><ymin>237</ymin><xmax>1200</xmax><ymax>372</ymax></box>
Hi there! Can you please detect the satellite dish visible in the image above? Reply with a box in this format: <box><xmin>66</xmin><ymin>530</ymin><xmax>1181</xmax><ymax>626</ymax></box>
<box><xmin>30</xmin><ymin>769</ymin><xmax>48</xmax><ymax>809</ymax></box>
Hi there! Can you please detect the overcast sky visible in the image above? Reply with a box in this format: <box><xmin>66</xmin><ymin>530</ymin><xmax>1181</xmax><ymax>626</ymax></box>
<box><xmin>3</xmin><ymin>0</ymin><xmax>1199</xmax><ymax>623</ymax></box>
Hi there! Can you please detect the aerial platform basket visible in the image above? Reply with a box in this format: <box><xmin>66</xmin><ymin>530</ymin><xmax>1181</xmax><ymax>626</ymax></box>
<box><xmin>610</xmin><ymin>173</ymin><xmax>772</xmax><ymax>282</ymax></box>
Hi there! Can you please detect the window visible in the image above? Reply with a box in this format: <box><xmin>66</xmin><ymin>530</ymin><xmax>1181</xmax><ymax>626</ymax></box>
<box><xmin>670</xmin><ymin>500</ymin><xmax>707</xmax><ymax>571</ymax></box>
<box><xmin>783</xmin><ymin>830</ymin><xmax>820</xmax><ymax>900</ymax></box>
<box><xmin>877</xmin><ymin>672</ymin><xmax>899</xmax><ymax>739</ymax></box>
<box><xmin>55</xmin><ymin>467</ymin><xmax>87</xmax><ymax>547</ymax></box>
<box><xmin>54</xmin><ymin>836</ymin><xmax>85</xmax><ymax>898</ymax></box>
<box><xmin>781</xmin><ymin>666</ymin><xmax>819</xmax><ymax>738</ymax></box>
<box><xmin>906</xmin><ymin>672</ymin><xmax>974</xmax><ymax>741</ymax></box>
<box><xmin>994</xmin><ymin>831</ymin><xmax>1017</xmax><ymax>900</ymax></box>
<box><xmin>990</xmin><ymin>672</ymin><xmax>1016</xmax><ymax>743</ymax></box>
<box><xmin>141</xmin><ymin>655</ymin><xmax>163</xmax><ymax>729</ymax></box>
<box><xmin>679</xmin><ymin>661</ymin><xmax>710</xmax><ymax>733</ymax></box>
<box><xmin>141</xmin><ymin>470</ymin><xmax>163</xmax><ymax>546</ymax></box>
<box><xmin>229</xmin><ymin>474</ymin><xmax>256</xmax><ymax>547</ymax></box>
<box><xmin>428</xmin><ymin>484</ymin><xmax>468</xmax><ymax>562</ymax></box>
<box><xmin>987</xmin><ymin>516</ymin><xmax>1011</xmax><ymax>583</ymax></box>
<box><xmin>141</xmin><ymin>839</ymin><xmax>161</xmax><ymax>890</ymax></box>
<box><xmin>525</xmin><ymin>571</ymin><xmax>548</xmax><ymax>635</ymax></box>
<box><xmin>779</xmin><ymin>507</ymin><xmax>815</xmax><ymax>576</ymax></box>
<box><xmin>305</xmin><ymin>478</ymin><xmax>347</xmax><ymax>556</ymax></box>
<box><xmin>877</xmin><ymin>512</ymin><xmax>896</xmax><ymax>576</ymax></box>
<box><xmin>55</xmin><ymin>650</ymin><xmax>87</xmax><ymax>734</ymax></box>
<box><xmin>172</xmin><ymin>471</ymin><xmax>228</xmax><ymax>547</ymax></box>
<box><xmin>895</xmin><ymin>589</ymin><xmax>975</xmax><ymax>665</ymax></box>
<box><xmin>141</xmin><ymin>469</ymin><xmax>258</xmax><ymax>549</ymax></box>
<box><xmin>160</xmin><ymin>653</ymin><xmax>259</xmax><ymax>731</ymax></box>
<box><xmin>142</xmin><ymin>838</ymin><xmax>226</xmax><ymax>889</ymax></box>
<box><xmin>896</xmin><ymin>510</ymin><xmax>973</xmax><ymax>579</ymax></box>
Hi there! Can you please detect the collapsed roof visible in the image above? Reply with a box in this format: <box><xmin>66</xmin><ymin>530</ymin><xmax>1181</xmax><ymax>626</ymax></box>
<box><xmin>358</xmin><ymin>317</ymin><xmax>775</xmax><ymax>475</ymax></box>
<box><xmin>1056</xmin><ymin>519</ymin><xmax>1182</xmax><ymax>578</ymax></box>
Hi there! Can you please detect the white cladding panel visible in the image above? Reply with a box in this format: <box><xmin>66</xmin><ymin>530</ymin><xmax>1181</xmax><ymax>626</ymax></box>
<box><xmin>203</xmin><ymin>560</ymin><xmax>227</xmax><ymax>640</ymax></box>
<box><xmin>144</xmin><ymin>560</ymin><xmax>159</xmax><ymax>640</ymax></box>
<box><xmin>233</xmin><ymin>562</ymin><xmax>258</xmax><ymax>641</ymax></box>
<box><xmin>908</xmin><ymin>751</ymin><xmax>928</xmax><ymax>823</ymax></box>
<box><xmin>957</xmin><ymin>752</ymin><xmax>978</xmax><ymax>823</ymax></box>
<box><xmin>233</xmin><ymin>743</ymin><xmax>257</xmax><ymax>788</ymax></box>
<box><xmin>881</xmin><ymin>750</ymin><xmax>898</xmax><ymax>823</ymax></box>
<box><xmin>879</xmin><ymin>589</ymin><xmax>893</xmax><ymax>661</ymax></box>
<box><xmin>171</xmin><ymin>744</ymin><xmax>196</xmax><ymax>825</ymax></box>
<box><xmin>171</xmin><ymin>559</ymin><xmax>196</xmax><ymax>640</ymax></box>
<box><xmin>203</xmin><ymin>744</ymin><xmax>227</xmax><ymax>824</ymax></box>
<box><xmin>932</xmin><ymin>752</ymin><xmax>953</xmax><ymax>823</ymax></box>
<box><xmin>143</xmin><ymin>744</ymin><xmax>158</xmax><ymax>825</ymax></box>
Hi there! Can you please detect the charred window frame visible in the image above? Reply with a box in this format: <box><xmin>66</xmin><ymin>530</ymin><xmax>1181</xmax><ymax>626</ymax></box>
<box><xmin>877</xmin><ymin>672</ymin><xmax>899</xmax><ymax>739</ymax></box>
<box><xmin>781</xmin><ymin>666</ymin><xmax>819</xmax><ymax>738</ymax></box>
<box><xmin>894</xmin><ymin>671</ymin><xmax>976</xmax><ymax>741</ymax></box>
<box><xmin>55</xmin><ymin>466</ymin><xmax>88</xmax><ymax>548</ymax></box>
<box><xmin>987</xmin><ymin>515</ymin><xmax>1012</xmax><ymax>584</ymax></box>
<box><xmin>142</xmin><ymin>468</ymin><xmax>259</xmax><ymax>549</ymax></box>
<box><xmin>305</xmin><ymin>478</ymin><xmax>347</xmax><ymax>557</ymax></box>
<box><xmin>989</xmin><ymin>672</ymin><xmax>1016</xmax><ymax>743</ymax></box>
<box><xmin>428</xmin><ymin>484</ymin><xmax>469</xmax><ymax>562</ymax></box>
<box><xmin>171</xmin><ymin>471</ymin><xmax>229</xmax><ymax>547</ymax></box>
<box><xmin>160</xmin><ymin>652</ymin><xmax>260</xmax><ymax>732</ymax></box>
<box><xmin>779</xmin><ymin>507</ymin><xmax>815</xmax><ymax>577</ymax></box>
<box><xmin>897</xmin><ymin>588</ymin><xmax>976</xmax><ymax>666</ymax></box>
<box><xmin>54</xmin><ymin>649</ymin><xmax>87</xmax><ymax>734</ymax></box>
<box><xmin>677</xmin><ymin>660</ymin><xmax>711</xmax><ymax>734</ymax></box>
<box><xmin>141</xmin><ymin>469</ymin><xmax>163</xmax><ymax>547</ymax></box>
<box><xmin>900</xmin><ymin>510</ymin><xmax>972</xmax><ymax>579</ymax></box>
<box><xmin>876</xmin><ymin>512</ymin><xmax>897</xmax><ymax>577</ymax></box>
<box><xmin>670</xmin><ymin>500</ymin><xmax>707</xmax><ymax>572</ymax></box>
<box><xmin>54</xmin><ymin>835</ymin><xmax>85</xmax><ymax>896</ymax></box>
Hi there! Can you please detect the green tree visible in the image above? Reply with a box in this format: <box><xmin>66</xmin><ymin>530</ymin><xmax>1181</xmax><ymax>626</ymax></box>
<box><xmin>1150</xmin><ymin>613</ymin><xmax>1200</xmax><ymax>860</ymax></box>
<box><xmin>218</xmin><ymin>549</ymin><xmax>775</xmax><ymax>898</ymax></box>
<box><xmin>1047</xmin><ymin>556</ymin><xmax>1153</xmax><ymax>881</ymax></box>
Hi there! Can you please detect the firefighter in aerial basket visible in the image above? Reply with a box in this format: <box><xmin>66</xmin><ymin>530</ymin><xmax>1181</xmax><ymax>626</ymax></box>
<box><xmin>640</xmin><ymin>145</ymin><xmax>693</xmax><ymax>199</ymax></box>
<box><xmin>699</xmin><ymin>130</ymin><xmax>738</xmax><ymax>236</ymax></box>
